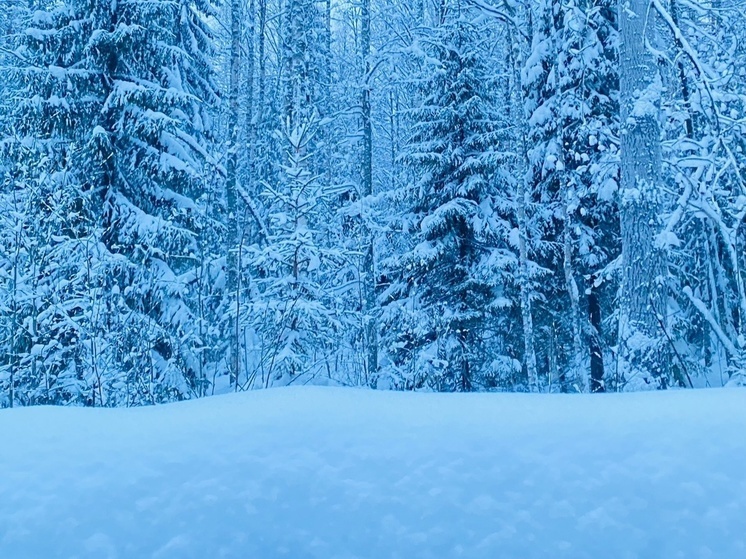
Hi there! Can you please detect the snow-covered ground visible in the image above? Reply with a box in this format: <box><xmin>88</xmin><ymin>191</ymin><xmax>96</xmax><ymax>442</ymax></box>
<box><xmin>1</xmin><ymin>387</ymin><xmax>744</xmax><ymax>559</ymax></box>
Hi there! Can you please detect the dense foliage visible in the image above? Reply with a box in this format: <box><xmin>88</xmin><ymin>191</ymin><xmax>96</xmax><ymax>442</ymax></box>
<box><xmin>1</xmin><ymin>0</ymin><xmax>744</xmax><ymax>406</ymax></box>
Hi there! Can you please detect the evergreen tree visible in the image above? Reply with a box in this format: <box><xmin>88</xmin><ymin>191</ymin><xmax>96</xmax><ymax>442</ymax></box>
<box><xmin>248</xmin><ymin>121</ymin><xmax>342</xmax><ymax>386</ymax></box>
<box><xmin>523</xmin><ymin>0</ymin><xmax>619</xmax><ymax>391</ymax></box>
<box><xmin>1</xmin><ymin>0</ymin><xmax>219</xmax><ymax>405</ymax></box>
<box><xmin>380</xmin><ymin>10</ymin><xmax>514</xmax><ymax>391</ymax></box>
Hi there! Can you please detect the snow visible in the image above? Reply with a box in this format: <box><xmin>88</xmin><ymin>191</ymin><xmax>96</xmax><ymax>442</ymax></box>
<box><xmin>1</xmin><ymin>387</ymin><xmax>745</xmax><ymax>559</ymax></box>
<box><xmin>630</xmin><ymin>74</ymin><xmax>663</xmax><ymax>121</ymax></box>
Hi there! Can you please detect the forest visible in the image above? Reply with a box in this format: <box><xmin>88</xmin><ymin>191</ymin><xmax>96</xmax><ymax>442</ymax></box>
<box><xmin>0</xmin><ymin>0</ymin><xmax>745</xmax><ymax>407</ymax></box>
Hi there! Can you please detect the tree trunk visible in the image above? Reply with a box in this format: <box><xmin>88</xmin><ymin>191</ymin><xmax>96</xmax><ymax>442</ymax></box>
<box><xmin>511</xmin><ymin>18</ymin><xmax>539</xmax><ymax>392</ymax></box>
<box><xmin>258</xmin><ymin>0</ymin><xmax>267</xmax><ymax>110</ymax></box>
<box><xmin>562</xmin><ymin>202</ymin><xmax>584</xmax><ymax>391</ymax></box>
<box><xmin>517</xmin><ymin>179</ymin><xmax>539</xmax><ymax>392</ymax></box>
<box><xmin>245</xmin><ymin>0</ymin><xmax>256</xmax><ymax>197</ymax></box>
<box><xmin>360</xmin><ymin>0</ymin><xmax>378</xmax><ymax>383</ymax></box>
<box><xmin>618</xmin><ymin>0</ymin><xmax>669</xmax><ymax>389</ymax></box>
<box><xmin>226</xmin><ymin>0</ymin><xmax>242</xmax><ymax>389</ymax></box>
<box><xmin>588</xmin><ymin>281</ymin><xmax>605</xmax><ymax>392</ymax></box>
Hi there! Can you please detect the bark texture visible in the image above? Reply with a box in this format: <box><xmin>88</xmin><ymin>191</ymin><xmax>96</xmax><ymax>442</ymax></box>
<box><xmin>618</xmin><ymin>0</ymin><xmax>669</xmax><ymax>388</ymax></box>
<box><xmin>226</xmin><ymin>0</ymin><xmax>242</xmax><ymax>388</ymax></box>
<box><xmin>360</xmin><ymin>0</ymin><xmax>378</xmax><ymax>382</ymax></box>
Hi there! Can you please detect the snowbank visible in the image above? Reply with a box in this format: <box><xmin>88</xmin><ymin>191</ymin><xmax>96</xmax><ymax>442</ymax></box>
<box><xmin>1</xmin><ymin>387</ymin><xmax>744</xmax><ymax>558</ymax></box>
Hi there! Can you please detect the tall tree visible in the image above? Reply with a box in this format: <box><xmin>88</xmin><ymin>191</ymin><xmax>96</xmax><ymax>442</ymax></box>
<box><xmin>360</xmin><ymin>0</ymin><xmax>378</xmax><ymax>381</ymax></box>
<box><xmin>381</xmin><ymin>8</ymin><xmax>513</xmax><ymax>391</ymax></box>
<box><xmin>523</xmin><ymin>0</ymin><xmax>619</xmax><ymax>391</ymax></box>
<box><xmin>225</xmin><ymin>0</ymin><xmax>243</xmax><ymax>389</ymax></box>
<box><xmin>617</xmin><ymin>0</ymin><xmax>669</xmax><ymax>389</ymax></box>
<box><xmin>1</xmin><ymin>0</ymin><xmax>220</xmax><ymax>405</ymax></box>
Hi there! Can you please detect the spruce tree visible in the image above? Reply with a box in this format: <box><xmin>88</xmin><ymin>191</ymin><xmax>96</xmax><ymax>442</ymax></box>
<box><xmin>523</xmin><ymin>0</ymin><xmax>619</xmax><ymax>391</ymax></box>
<box><xmin>249</xmin><ymin>121</ymin><xmax>342</xmax><ymax>386</ymax></box>
<box><xmin>380</xmin><ymin>11</ymin><xmax>512</xmax><ymax>391</ymax></box>
<box><xmin>1</xmin><ymin>0</ymin><xmax>219</xmax><ymax>405</ymax></box>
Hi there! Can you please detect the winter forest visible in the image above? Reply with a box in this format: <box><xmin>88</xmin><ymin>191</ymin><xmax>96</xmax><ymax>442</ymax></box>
<box><xmin>0</xmin><ymin>0</ymin><xmax>745</xmax><ymax>408</ymax></box>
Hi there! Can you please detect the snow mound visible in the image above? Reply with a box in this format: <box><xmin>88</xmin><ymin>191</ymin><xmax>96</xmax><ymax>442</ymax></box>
<box><xmin>1</xmin><ymin>387</ymin><xmax>745</xmax><ymax>559</ymax></box>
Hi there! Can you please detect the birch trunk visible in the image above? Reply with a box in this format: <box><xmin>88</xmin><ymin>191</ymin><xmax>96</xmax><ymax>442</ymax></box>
<box><xmin>245</xmin><ymin>0</ymin><xmax>256</xmax><ymax>197</ymax></box>
<box><xmin>588</xmin><ymin>280</ymin><xmax>605</xmax><ymax>392</ymax></box>
<box><xmin>511</xmin><ymin>27</ymin><xmax>539</xmax><ymax>392</ymax></box>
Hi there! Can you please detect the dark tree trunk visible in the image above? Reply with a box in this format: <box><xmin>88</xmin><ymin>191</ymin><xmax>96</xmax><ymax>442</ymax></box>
<box><xmin>589</xmin><ymin>285</ymin><xmax>605</xmax><ymax>393</ymax></box>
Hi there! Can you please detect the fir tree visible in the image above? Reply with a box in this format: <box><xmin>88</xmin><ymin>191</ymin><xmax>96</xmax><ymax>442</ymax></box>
<box><xmin>523</xmin><ymin>0</ymin><xmax>620</xmax><ymax>391</ymax></box>
<box><xmin>380</xmin><ymin>11</ymin><xmax>513</xmax><ymax>391</ymax></box>
<box><xmin>1</xmin><ymin>0</ymin><xmax>219</xmax><ymax>405</ymax></box>
<box><xmin>249</xmin><ymin>121</ymin><xmax>342</xmax><ymax>386</ymax></box>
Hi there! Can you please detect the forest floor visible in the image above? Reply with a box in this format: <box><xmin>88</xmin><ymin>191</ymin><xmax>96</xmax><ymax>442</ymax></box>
<box><xmin>0</xmin><ymin>386</ymin><xmax>744</xmax><ymax>559</ymax></box>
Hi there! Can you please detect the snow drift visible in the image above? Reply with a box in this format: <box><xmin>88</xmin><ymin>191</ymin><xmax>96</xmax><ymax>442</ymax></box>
<box><xmin>1</xmin><ymin>387</ymin><xmax>744</xmax><ymax>559</ymax></box>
